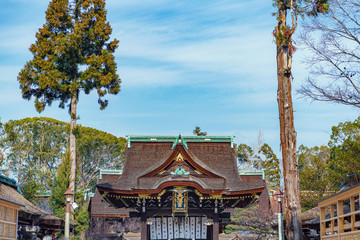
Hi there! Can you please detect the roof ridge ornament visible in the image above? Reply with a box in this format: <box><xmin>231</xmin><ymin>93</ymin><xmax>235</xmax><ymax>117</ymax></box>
<box><xmin>170</xmin><ymin>165</ymin><xmax>190</xmax><ymax>175</ymax></box>
<box><xmin>126</xmin><ymin>135</ymin><xmax>235</xmax><ymax>148</ymax></box>
<box><xmin>171</xmin><ymin>134</ymin><xmax>188</xmax><ymax>149</ymax></box>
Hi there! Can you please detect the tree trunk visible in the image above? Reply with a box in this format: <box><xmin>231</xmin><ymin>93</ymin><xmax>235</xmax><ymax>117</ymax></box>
<box><xmin>275</xmin><ymin>5</ymin><xmax>303</xmax><ymax>240</ymax></box>
<box><xmin>69</xmin><ymin>91</ymin><xmax>77</xmax><ymax>204</ymax></box>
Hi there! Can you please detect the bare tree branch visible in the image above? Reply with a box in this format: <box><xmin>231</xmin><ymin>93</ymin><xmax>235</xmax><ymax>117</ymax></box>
<box><xmin>298</xmin><ymin>0</ymin><xmax>360</xmax><ymax>108</ymax></box>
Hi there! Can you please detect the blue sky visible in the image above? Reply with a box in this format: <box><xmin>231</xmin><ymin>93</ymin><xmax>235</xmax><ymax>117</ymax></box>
<box><xmin>0</xmin><ymin>0</ymin><xmax>358</xmax><ymax>156</ymax></box>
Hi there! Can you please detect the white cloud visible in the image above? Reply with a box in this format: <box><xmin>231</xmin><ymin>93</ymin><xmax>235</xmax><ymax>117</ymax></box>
<box><xmin>119</xmin><ymin>66</ymin><xmax>183</xmax><ymax>88</ymax></box>
<box><xmin>0</xmin><ymin>25</ymin><xmax>37</xmax><ymax>55</ymax></box>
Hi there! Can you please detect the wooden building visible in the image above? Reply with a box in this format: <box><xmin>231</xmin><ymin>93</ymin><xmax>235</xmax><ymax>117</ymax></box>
<box><xmin>318</xmin><ymin>184</ymin><xmax>360</xmax><ymax>239</ymax></box>
<box><xmin>0</xmin><ymin>197</ymin><xmax>23</xmax><ymax>240</ymax></box>
<box><xmin>0</xmin><ymin>174</ymin><xmax>70</xmax><ymax>238</ymax></box>
<box><xmin>97</xmin><ymin>135</ymin><xmax>268</xmax><ymax>240</ymax></box>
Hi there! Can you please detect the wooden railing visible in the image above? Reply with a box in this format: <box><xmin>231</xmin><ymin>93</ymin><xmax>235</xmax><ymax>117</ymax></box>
<box><xmin>318</xmin><ymin>185</ymin><xmax>360</xmax><ymax>240</ymax></box>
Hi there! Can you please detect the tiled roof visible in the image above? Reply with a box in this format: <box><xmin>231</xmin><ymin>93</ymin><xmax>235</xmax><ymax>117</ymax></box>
<box><xmin>0</xmin><ymin>175</ymin><xmax>63</xmax><ymax>226</ymax></box>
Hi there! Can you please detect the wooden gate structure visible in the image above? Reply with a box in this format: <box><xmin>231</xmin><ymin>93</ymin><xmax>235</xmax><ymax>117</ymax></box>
<box><xmin>97</xmin><ymin>135</ymin><xmax>268</xmax><ymax>240</ymax></box>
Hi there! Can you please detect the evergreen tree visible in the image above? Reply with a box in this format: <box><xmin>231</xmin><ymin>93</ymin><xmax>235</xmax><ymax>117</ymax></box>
<box><xmin>225</xmin><ymin>203</ymin><xmax>274</xmax><ymax>239</ymax></box>
<box><xmin>259</xmin><ymin>144</ymin><xmax>281</xmax><ymax>190</ymax></box>
<box><xmin>237</xmin><ymin>143</ymin><xmax>281</xmax><ymax>190</ymax></box>
<box><xmin>50</xmin><ymin>150</ymin><xmax>89</xmax><ymax>238</ymax></box>
<box><xmin>237</xmin><ymin>143</ymin><xmax>254</xmax><ymax>165</ymax></box>
<box><xmin>73</xmin><ymin>188</ymin><xmax>89</xmax><ymax>239</ymax></box>
<box><xmin>298</xmin><ymin>145</ymin><xmax>334</xmax><ymax>211</ymax></box>
<box><xmin>193</xmin><ymin>126</ymin><xmax>207</xmax><ymax>136</ymax></box>
<box><xmin>18</xmin><ymin>0</ymin><xmax>121</xmax><ymax>202</ymax></box>
<box><xmin>76</xmin><ymin>126</ymin><xmax>126</xmax><ymax>191</ymax></box>
<box><xmin>1</xmin><ymin>117</ymin><xmax>68</xmax><ymax>195</ymax></box>
<box><xmin>328</xmin><ymin>117</ymin><xmax>360</xmax><ymax>186</ymax></box>
<box><xmin>50</xmin><ymin>150</ymin><xmax>70</xmax><ymax>218</ymax></box>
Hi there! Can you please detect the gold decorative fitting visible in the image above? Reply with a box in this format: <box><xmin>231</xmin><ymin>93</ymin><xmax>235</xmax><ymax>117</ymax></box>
<box><xmin>195</xmin><ymin>189</ymin><xmax>203</xmax><ymax>197</ymax></box>
<box><xmin>138</xmin><ymin>194</ymin><xmax>150</xmax><ymax>199</ymax></box>
<box><xmin>174</xmin><ymin>153</ymin><xmax>185</xmax><ymax>162</ymax></box>
<box><xmin>210</xmin><ymin>194</ymin><xmax>222</xmax><ymax>199</ymax></box>
<box><xmin>172</xmin><ymin>188</ymin><xmax>188</xmax><ymax>215</ymax></box>
<box><xmin>157</xmin><ymin>190</ymin><xmax>166</xmax><ymax>199</ymax></box>
<box><xmin>102</xmin><ymin>191</ymin><xmax>109</xmax><ymax>197</ymax></box>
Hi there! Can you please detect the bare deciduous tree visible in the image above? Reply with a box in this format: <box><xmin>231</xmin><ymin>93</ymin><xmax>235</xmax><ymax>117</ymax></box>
<box><xmin>299</xmin><ymin>0</ymin><xmax>360</xmax><ymax>108</ymax></box>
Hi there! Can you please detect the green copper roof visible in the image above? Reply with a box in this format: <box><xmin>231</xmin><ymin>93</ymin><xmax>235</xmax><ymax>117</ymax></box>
<box><xmin>99</xmin><ymin>169</ymin><xmax>123</xmax><ymax>180</ymax></box>
<box><xmin>35</xmin><ymin>190</ymin><xmax>52</xmax><ymax>196</ymax></box>
<box><xmin>239</xmin><ymin>169</ymin><xmax>265</xmax><ymax>180</ymax></box>
<box><xmin>0</xmin><ymin>174</ymin><xmax>20</xmax><ymax>192</ymax></box>
<box><xmin>126</xmin><ymin>135</ymin><xmax>236</xmax><ymax>148</ymax></box>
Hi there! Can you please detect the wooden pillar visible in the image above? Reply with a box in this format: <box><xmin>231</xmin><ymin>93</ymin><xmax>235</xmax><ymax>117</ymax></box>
<box><xmin>141</xmin><ymin>221</ymin><xmax>147</xmax><ymax>240</ymax></box>
<box><xmin>213</xmin><ymin>222</ymin><xmax>219</xmax><ymax>240</ymax></box>
<box><xmin>320</xmin><ymin>207</ymin><xmax>326</xmax><ymax>237</ymax></box>
<box><xmin>330</xmin><ymin>204</ymin><xmax>335</xmax><ymax>234</ymax></box>
<box><xmin>350</xmin><ymin>196</ymin><xmax>355</xmax><ymax>231</ymax></box>
<box><xmin>338</xmin><ymin>200</ymin><xmax>344</xmax><ymax>234</ymax></box>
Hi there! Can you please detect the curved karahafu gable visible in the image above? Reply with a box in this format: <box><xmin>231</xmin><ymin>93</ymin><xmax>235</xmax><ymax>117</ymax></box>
<box><xmin>97</xmin><ymin>135</ymin><xmax>265</xmax><ymax>196</ymax></box>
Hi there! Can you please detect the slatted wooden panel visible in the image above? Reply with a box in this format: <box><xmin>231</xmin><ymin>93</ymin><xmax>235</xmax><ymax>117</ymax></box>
<box><xmin>0</xmin><ymin>203</ymin><xmax>18</xmax><ymax>240</ymax></box>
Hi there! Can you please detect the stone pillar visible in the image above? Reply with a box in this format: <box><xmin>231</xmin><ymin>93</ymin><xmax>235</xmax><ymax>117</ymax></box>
<box><xmin>213</xmin><ymin>222</ymin><xmax>219</xmax><ymax>240</ymax></box>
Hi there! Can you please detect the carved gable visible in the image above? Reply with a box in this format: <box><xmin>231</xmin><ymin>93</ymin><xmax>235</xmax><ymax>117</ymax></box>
<box><xmin>157</xmin><ymin>152</ymin><xmax>204</xmax><ymax>176</ymax></box>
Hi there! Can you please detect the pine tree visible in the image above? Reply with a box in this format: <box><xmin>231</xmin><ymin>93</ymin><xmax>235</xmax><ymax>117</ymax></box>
<box><xmin>193</xmin><ymin>126</ymin><xmax>207</xmax><ymax>136</ymax></box>
<box><xmin>18</xmin><ymin>0</ymin><xmax>121</xmax><ymax>202</ymax></box>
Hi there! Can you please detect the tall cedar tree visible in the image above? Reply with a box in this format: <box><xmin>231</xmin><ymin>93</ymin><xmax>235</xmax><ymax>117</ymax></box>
<box><xmin>18</xmin><ymin>0</ymin><xmax>120</xmax><ymax>202</ymax></box>
<box><xmin>273</xmin><ymin>0</ymin><xmax>328</xmax><ymax>238</ymax></box>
